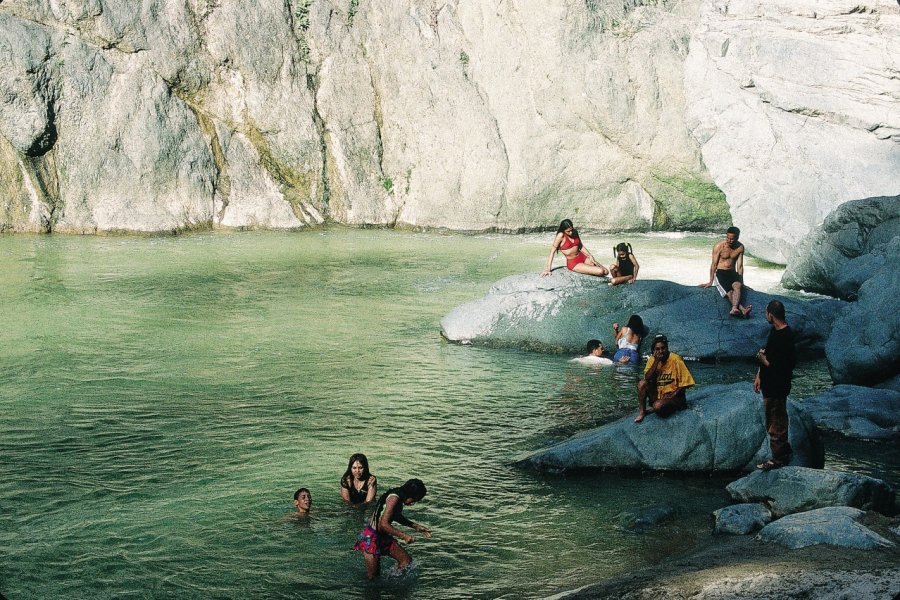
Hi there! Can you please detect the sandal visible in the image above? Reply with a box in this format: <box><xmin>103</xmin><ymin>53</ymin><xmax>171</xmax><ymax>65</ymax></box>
<box><xmin>756</xmin><ymin>459</ymin><xmax>784</xmax><ymax>471</ymax></box>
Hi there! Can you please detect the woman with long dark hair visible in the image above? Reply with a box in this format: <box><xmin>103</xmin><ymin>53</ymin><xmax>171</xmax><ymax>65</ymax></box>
<box><xmin>354</xmin><ymin>479</ymin><xmax>431</xmax><ymax>579</ymax></box>
<box><xmin>540</xmin><ymin>219</ymin><xmax>609</xmax><ymax>277</ymax></box>
<box><xmin>612</xmin><ymin>314</ymin><xmax>646</xmax><ymax>364</ymax></box>
<box><xmin>340</xmin><ymin>453</ymin><xmax>377</xmax><ymax>505</ymax></box>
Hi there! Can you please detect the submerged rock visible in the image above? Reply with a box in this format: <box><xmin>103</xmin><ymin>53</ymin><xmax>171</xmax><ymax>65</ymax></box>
<box><xmin>799</xmin><ymin>385</ymin><xmax>900</xmax><ymax>441</ymax></box>
<box><xmin>440</xmin><ymin>273</ymin><xmax>837</xmax><ymax>360</ymax></box>
<box><xmin>519</xmin><ymin>383</ymin><xmax>822</xmax><ymax>474</ymax></box>
<box><xmin>713</xmin><ymin>503</ymin><xmax>772</xmax><ymax>536</ymax></box>
<box><xmin>726</xmin><ymin>467</ymin><xmax>897</xmax><ymax>518</ymax></box>
<box><xmin>618</xmin><ymin>504</ymin><xmax>677</xmax><ymax>533</ymax></box>
<box><xmin>757</xmin><ymin>507</ymin><xmax>894</xmax><ymax>550</ymax></box>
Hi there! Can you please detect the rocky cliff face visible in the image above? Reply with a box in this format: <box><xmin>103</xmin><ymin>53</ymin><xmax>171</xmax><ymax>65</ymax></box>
<box><xmin>1</xmin><ymin>1</ymin><xmax>897</xmax><ymax>261</ymax></box>
<box><xmin>684</xmin><ymin>0</ymin><xmax>900</xmax><ymax>263</ymax></box>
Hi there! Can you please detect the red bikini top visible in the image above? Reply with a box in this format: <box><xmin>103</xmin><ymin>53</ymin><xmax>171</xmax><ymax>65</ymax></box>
<box><xmin>559</xmin><ymin>234</ymin><xmax>581</xmax><ymax>251</ymax></box>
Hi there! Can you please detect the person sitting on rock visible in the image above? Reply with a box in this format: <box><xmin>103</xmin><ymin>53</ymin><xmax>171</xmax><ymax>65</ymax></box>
<box><xmin>608</xmin><ymin>242</ymin><xmax>639</xmax><ymax>285</ymax></box>
<box><xmin>570</xmin><ymin>339</ymin><xmax>613</xmax><ymax>366</ymax></box>
<box><xmin>540</xmin><ymin>219</ymin><xmax>609</xmax><ymax>277</ymax></box>
<box><xmin>635</xmin><ymin>335</ymin><xmax>695</xmax><ymax>423</ymax></box>
<box><xmin>699</xmin><ymin>226</ymin><xmax>752</xmax><ymax>318</ymax></box>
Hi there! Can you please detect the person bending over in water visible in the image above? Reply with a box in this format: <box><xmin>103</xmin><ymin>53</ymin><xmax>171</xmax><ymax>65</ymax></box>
<box><xmin>608</xmin><ymin>242</ymin><xmax>639</xmax><ymax>285</ymax></box>
<box><xmin>354</xmin><ymin>479</ymin><xmax>431</xmax><ymax>580</ymax></box>
<box><xmin>699</xmin><ymin>226</ymin><xmax>752</xmax><ymax>318</ymax></box>
<box><xmin>612</xmin><ymin>315</ymin><xmax>645</xmax><ymax>364</ymax></box>
<box><xmin>293</xmin><ymin>488</ymin><xmax>312</xmax><ymax>516</ymax></box>
<box><xmin>340</xmin><ymin>453</ymin><xmax>377</xmax><ymax>506</ymax></box>
<box><xmin>570</xmin><ymin>339</ymin><xmax>613</xmax><ymax>366</ymax></box>
<box><xmin>635</xmin><ymin>335</ymin><xmax>695</xmax><ymax>423</ymax></box>
<box><xmin>541</xmin><ymin>219</ymin><xmax>609</xmax><ymax>277</ymax></box>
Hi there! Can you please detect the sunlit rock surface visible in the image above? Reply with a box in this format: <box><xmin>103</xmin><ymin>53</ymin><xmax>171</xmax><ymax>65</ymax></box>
<box><xmin>519</xmin><ymin>384</ymin><xmax>823</xmax><ymax>473</ymax></box>
<box><xmin>2</xmin><ymin>1</ymin><xmax>897</xmax><ymax>247</ymax></box>
<box><xmin>757</xmin><ymin>507</ymin><xmax>894</xmax><ymax>550</ymax></box>
<box><xmin>440</xmin><ymin>272</ymin><xmax>837</xmax><ymax>360</ymax></box>
<box><xmin>684</xmin><ymin>2</ymin><xmax>900</xmax><ymax>264</ymax></box>
<box><xmin>727</xmin><ymin>467</ymin><xmax>897</xmax><ymax>518</ymax></box>
<box><xmin>799</xmin><ymin>385</ymin><xmax>900</xmax><ymax>441</ymax></box>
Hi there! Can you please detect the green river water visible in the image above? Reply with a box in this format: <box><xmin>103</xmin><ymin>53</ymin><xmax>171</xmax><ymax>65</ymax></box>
<box><xmin>0</xmin><ymin>229</ymin><xmax>895</xmax><ymax>599</ymax></box>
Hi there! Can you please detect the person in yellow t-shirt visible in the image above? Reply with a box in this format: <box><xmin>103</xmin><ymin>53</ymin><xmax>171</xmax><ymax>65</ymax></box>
<box><xmin>634</xmin><ymin>335</ymin><xmax>695</xmax><ymax>423</ymax></box>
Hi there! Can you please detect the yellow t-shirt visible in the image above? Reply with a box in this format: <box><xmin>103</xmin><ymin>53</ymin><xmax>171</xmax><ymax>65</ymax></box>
<box><xmin>644</xmin><ymin>352</ymin><xmax>695</xmax><ymax>397</ymax></box>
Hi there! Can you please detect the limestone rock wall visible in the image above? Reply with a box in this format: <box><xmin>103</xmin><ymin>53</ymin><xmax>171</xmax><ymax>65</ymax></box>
<box><xmin>684</xmin><ymin>0</ymin><xmax>900</xmax><ymax>263</ymax></box>
<box><xmin>1</xmin><ymin>0</ymin><xmax>897</xmax><ymax>256</ymax></box>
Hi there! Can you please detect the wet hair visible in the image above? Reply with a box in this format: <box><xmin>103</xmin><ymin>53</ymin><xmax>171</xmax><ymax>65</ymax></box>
<box><xmin>294</xmin><ymin>488</ymin><xmax>311</xmax><ymax>501</ymax></box>
<box><xmin>614</xmin><ymin>242</ymin><xmax>634</xmax><ymax>257</ymax></box>
<box><xmin>342</xmin><ymin>453</ymin><xmax>371</xmax><ymax>484</ymax></box>
<box><xmin>625</xmin><ymin>314</ymin><xmax>645</xmax><ymax>337</ymax></box>
<box><xmin>726</xmin><ymin>226</ymin><xmax>740</xmax><ymax>238</ymax></box>
<box><xmin>397</xmin><ymin>479</ymin><xmax>427</xmax><ymax>503</ymax></box>
<box><xmin>766</xmin><ymin>300</ymin><xmax>786</xmax><ymax>320</ymax></box>
<box><xmin>556</xmin><ymin>219</ymin><xmax>577</xmax><ymax>236</ymax></box>
<box><xmin>585</xmin><ymin>339</ymin><xmax>603</xmax><ymax>354</ymax></box>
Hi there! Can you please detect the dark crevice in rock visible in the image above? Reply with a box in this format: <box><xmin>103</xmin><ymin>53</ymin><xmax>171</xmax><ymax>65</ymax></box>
<box><xmin>23</xmin><ymin>148</ymin><xmax>62</xmax><ymax>233</ymax></box>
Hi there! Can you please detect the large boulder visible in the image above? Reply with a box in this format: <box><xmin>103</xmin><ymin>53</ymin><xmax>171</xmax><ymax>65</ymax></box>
<box><xmin>799</xmin><ymin>385</ymin><xmax>900</xmax><ymax>441</ymax></box>
<box><xmin>684</xmin><ymin>3</ymin><xmax>900</xmax><ymax>264</ymax></box>
<box><xmin>782</xmin><ymin>196</ymin><xmax>900</xmax><ymax>299</ymax></box>
<box><xmin>779</xmin><ymin>197</ymin><xmax>900</xmax><ymax>386</ymax></box>
<box><xmin>825</xmin><ymin>252</ymin><xmax>900</xmax><ymax>385</ymax></box>
<box><xmin>440</xmin><ymin>273</ymin><xmax>837</xmax><ymax>360</ymax></box>
<box><xmin>726</xmin><ymin>467</ymin><xmax>897</xmax><ymax>518</ymax></box>
<box><xmin>757</xmin><ymin>507</ymin><xmax>894</xmax><ymax>550</ymax></box>
<box><xmin>519</xmin><ymin>383</ymin><xmax>823</xmax><ymax>474</ymax></box>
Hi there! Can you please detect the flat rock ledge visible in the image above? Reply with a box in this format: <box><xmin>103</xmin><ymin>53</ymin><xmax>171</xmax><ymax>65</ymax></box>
<box><xmin>799</xmin><ymin>385</ymin><xmax>900</xmax><ymax>441</ymax></box>
<box><xmin>440</xmin><ymin>274</ymin><xmax>838</xmax><ymax>360</ymax></box>
<box><xmin>726</xmin><ymin>467</ymin><xmax>897</xmax><ymax>518</ymax></box>
<box><xmin>518</xmin><ymin>384</ymin><xmax>822</xmax><ymax>474</ymax></box>
<box><xmin>757</xmin><ymin>507</ymin><xmax>895</xmax><ymax>550</ymax></box>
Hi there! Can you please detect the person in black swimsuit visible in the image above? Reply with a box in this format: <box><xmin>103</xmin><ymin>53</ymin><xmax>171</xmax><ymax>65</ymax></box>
<box><xmin>340</xmin><ymin>453</ymin><xmax>378</xmax><ymax>505</ymax></box>
<box><xmin>608</xmin><ymin>242</ymin><xmax>639</xmax><ymax>285</ymax></box>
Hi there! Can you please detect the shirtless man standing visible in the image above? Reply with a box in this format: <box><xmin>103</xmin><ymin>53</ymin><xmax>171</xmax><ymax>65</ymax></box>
<box><xmin>699</xmin><ymin>226</ymin><xmax>752</xmax><ymax>318</ymax></box>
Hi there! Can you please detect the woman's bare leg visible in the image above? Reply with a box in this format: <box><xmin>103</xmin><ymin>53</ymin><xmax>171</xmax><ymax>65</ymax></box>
<box><xmin>573</xmin><ymin>263</ymin><xmax>609</xmax><ymax>277</ymax></box>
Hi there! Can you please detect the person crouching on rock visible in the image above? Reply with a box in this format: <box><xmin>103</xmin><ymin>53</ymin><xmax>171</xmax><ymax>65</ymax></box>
<box><xmin>608</xmin><ymin>242</ymin><xmax>639</xmax><ymax>285</ymax></box>
<box><xmin>354</xmin><ymin>478</ymin><xmax>431</xmax><ymax>580</ymax></box>
<box><xmin>635</xmin><ymin>335</ymin><xmax>695</xmax><ymax>423</ymax></box>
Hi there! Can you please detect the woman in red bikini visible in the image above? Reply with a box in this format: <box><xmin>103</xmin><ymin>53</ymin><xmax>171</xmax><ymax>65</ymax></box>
<box><xmin>540</xmin><ymin>219</ymin><xmax>609</xmax><ymax>277</ymax></box>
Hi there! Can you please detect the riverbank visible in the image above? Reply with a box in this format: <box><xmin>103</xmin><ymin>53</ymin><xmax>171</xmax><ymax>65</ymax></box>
<box><xmin>558</xmin><ymin>512</ymin><xmax>900</xmax><ymax>599</ymax></box>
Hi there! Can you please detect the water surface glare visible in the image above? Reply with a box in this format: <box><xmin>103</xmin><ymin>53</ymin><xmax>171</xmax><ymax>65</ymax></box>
<box><xmin>0</xmin><ymin>229</ymin><xmax>892</xmax><ymax>599</ymax></box>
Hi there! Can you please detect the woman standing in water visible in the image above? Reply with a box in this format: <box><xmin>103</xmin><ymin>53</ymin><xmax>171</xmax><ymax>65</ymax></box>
<box><xmin>340</xmin><ymin>453</ymin><xmax>377</xmax><ymax>505</ymax></box>
<box><xmin>612</xmin><ymin>315</ymin><xmax>646</xmax><ymax>364</ymax></box>
<box><xmin>541</xmin><ymin>219</ymin><xmax>609</xmax><ymax>277</ymax></box>
<box><xmin>354</xmin><ymin>479</ymin><xmax>431</xmax><ymax>580</ymax></box>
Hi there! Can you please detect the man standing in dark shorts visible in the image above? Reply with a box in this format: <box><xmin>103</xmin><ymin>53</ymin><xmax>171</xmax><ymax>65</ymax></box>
<box><xmin>634</xmin><ymin>335</ymin><xmax>695</xmax><ymax>423</ymax></box>
<box><xmin>700</xmin><ymin>226</ymin><xmax>752</xmax><ymax>318</ymax></box>
<box><xmin>753</xmin><ymin>300</ymin><xmax>796</xmax><ymax>470</ymax></box>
